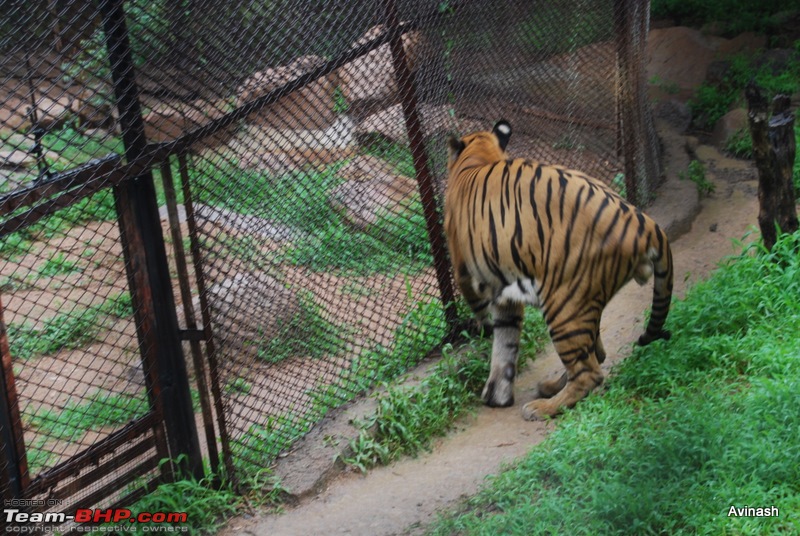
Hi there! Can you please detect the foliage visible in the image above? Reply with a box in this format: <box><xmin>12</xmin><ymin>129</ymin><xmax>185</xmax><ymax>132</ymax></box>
<box><xmin>193</xmin><ymin>156</ymin><xmax>432</xmax><ymax>275</ymax></box>
<box><xmin>250</xmin><ymin>290</ymin><xmax>342</xmax><ymax>363</ymax></box>
<box><xmin>651</xmin><ymin>0</ymin><xmax>800</xmax><ymax>34</ymax></box>
<box><xmin>232</xmin><ymin>291</ymin><xmax>451</xmax><ymax>474</ymax></box>
<box><xmin>428</xmin><ymin>230</ymin><xmax>800</xmax><ymax>535</ymax></box>
<box><xmin>724</xmin><ymin>127</ymin><xmax>753</xmax><ymax>158</ymax></box>
<box><xmin>122</xmin><ymin>458</ymin><xmax>245</xmax><ymax>535</ymax></box>
<box><xmin>29</xmin><ymin>389</ymin><xmax>147</xmax><ymax>442</ymax></box>
<box><xmin>344</xmin><ymin>308</ymin><xmax>548</xmax><ymax>473</ymax></box>
<box><xmin>679</xmin><ymin>159</ymin><xmax>715</xmax><ymax>196</ymax></box>
<box><xmin>689</xmin><ymin>44</ymin><xmax>800</xmax><ymax>130</ymax></box>
<box><xmin>8</xmin><ymin>292</ymin><xmax>133</xmax><ymax>361</ymax></box>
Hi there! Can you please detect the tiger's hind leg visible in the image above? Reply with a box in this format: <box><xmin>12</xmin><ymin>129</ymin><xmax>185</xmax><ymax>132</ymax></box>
<box><xmin>536</xmin><ymin>325</ymin><xmax>605</xmax><ymax>399</ymax></box>
<box><xmin>523</xmin><ymin>314</ymin><xmax>604</xmax><ymax>420</ymax></box>
<box><xmin>482</xmin><ymin>301</ymin><xmax>524</xmax><ymax>408</ymax></box>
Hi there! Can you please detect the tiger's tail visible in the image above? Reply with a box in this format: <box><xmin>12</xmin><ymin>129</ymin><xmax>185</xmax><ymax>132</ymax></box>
<box><xmin>638</xmin><ymin>225</ymin><xmax>673</xmax><ymax>346</ymax></box>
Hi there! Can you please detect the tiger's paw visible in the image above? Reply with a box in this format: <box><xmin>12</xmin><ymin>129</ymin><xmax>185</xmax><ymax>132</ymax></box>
<box><xmin>536</xmin><ymin>372</ymin><xmax>567</xmax><ymax>398</ymax></box>
<box><xmin>482</xmin><ymin>379</ymin><xmax>514</xmax><ymax>408</ymax></box>
<box><xmin>521</xmin><ymin>399</ymin><xmax>561</xmax><ymax>421</ymax></box>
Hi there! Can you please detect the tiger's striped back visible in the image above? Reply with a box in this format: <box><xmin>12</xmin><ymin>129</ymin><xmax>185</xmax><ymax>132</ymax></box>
<box><xmin>445</xmin><ymin>120</ymin><xmax>673</xmax><ymax>419</ymax></box>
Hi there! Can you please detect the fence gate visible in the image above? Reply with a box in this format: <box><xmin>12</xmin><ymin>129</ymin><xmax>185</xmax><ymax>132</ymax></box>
<box><xmin>0</xmin><ymin>0</ymin><xmax>204</xmax><ymax>527</ymax></box>
<box><xmin>1</xmin><ymin>0</ymin><xmax>658</xmax><ymax>528</ymax></box>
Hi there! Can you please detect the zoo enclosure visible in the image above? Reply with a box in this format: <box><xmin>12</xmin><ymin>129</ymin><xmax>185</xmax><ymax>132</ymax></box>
<box><xmin>0</xmin><ymin>0</ymin><xmax>658</xmax><ymax>525</ymax></box>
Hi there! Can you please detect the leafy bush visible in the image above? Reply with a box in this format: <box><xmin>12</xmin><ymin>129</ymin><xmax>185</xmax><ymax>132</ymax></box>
<box><xmin>651</xmin><ymin>0</ymin><xmax>800</xmax><ymax>34</ymax></box>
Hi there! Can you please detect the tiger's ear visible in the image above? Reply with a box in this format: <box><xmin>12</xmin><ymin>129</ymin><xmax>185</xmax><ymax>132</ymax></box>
<box><xmin>492</xmin><ymin>120</ymin><xmax>512</xmax><ymax>151</ymax></box>
<box><xmin>447</xmin><ymin>135</ymin><xmax>466</xmax><ymax>159</ymax></box>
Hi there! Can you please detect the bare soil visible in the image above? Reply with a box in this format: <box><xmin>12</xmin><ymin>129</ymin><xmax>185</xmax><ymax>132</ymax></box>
<box><xmin>216</xmin><ymin>142</ymin><xmax>761</xmax><ymax>536</ymax></box>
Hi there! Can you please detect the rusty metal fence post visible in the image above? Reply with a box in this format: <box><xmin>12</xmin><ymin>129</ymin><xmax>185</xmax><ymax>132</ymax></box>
<box><xmin>385</xmin><ymin>0</ymin><xmax>457</xmax><ymax>328</ymax></box>
<box><xmin>98</xmin><ymin>0</ymin><xmax>203</xmax><ymax>480</ymax></box>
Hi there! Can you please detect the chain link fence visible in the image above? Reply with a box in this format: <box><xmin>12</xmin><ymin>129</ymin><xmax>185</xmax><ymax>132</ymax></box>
<box><xmin>1</xmin><ymin>0</ymin><xmax>658</xmax><ymax>520</ymax></box>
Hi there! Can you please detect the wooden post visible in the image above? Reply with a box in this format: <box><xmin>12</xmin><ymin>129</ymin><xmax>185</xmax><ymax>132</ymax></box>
<box><xmin>745</xmin><ymin>83</ymin><xmax>798</xmax><ymax>251</ymax></box>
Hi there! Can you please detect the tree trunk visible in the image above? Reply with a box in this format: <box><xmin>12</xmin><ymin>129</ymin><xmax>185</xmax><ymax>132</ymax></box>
<box><xmin>745</xmin><ymin>82</ymin><xmax>798</xmax><ymax>251</ymax></box>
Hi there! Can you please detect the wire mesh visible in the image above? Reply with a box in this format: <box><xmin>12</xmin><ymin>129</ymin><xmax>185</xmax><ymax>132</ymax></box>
<box><xmin>1</xmin><ymin>0</ymin><xmax>659</xmax><ymax>508</ymax></box>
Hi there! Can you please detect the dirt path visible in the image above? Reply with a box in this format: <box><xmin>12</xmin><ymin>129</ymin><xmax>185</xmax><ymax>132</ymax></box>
<box><xmin>218</xmin><ymin>142</ymin><xmax>759</xmax><ymax>536</ymax></box>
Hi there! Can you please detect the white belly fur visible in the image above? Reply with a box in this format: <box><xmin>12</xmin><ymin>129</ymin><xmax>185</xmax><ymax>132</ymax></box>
<box><xmin>496</xmin><ymin>278</ymin><xmax>541</xmax><ymax>307</ymax></box>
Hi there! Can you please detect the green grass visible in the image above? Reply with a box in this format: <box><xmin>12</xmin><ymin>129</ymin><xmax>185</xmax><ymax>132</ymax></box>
<box><xmin>192</xmin><ymin>153</ymin><xmax>432</xmax><ymax>275</ymax></box>
<box><xmin>29</xmin><ymin>390</ymin><xmax>148</xmax><ymax>443</ymax></box>
<box><xmin>249</xmin><ymin>290</ymin><xmax>342</xmax><ymax>363</ymax></box>
<box><xmin>427</xmin><ymin>230</ymin><xmax>800</xmax><ymax>535</ymax></box>
<box><xmin>37</xmin><ymin>252</ymin><xmax>82</xmax><ymax>278</ymax></box>
<box><xmin>679</xmin><ymin>159</ymin><xmax>715</xmax><ymax>197</ymax></box>
<box><xmin>7</xmin><ymin>292</ymin><xmax>132</xmax><ymax>360</ymax></box>
<box><xmin>231</xmin><ymin>289</ymin><xmax>453</xmax><ymax>476</ymax></box>
<box><xmin>0</xmin><ymin>188</ymin><xmax>117</xmax><ymax>263</ymax></box>
<box><xmin>344</xmin><ymin>307</ymin><xmax>548</xmax><ymax>473</ymax></box>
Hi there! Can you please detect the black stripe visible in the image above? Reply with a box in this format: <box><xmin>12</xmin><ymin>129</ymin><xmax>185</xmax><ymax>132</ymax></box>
<box><xmin>551</xmin><ymin>327</ymin><xmax>595</xmax><ymax>343</ymax></box>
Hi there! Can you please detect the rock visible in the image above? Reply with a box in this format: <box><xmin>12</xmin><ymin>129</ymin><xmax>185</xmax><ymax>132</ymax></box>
<box><xmin>230</xmin><ymin>115</ymin><xmax>355</xmax><ymax>174</ymax></box>
<box><xmin>336</xmin><ymin>154</ymin><xmax>398</xmax><ymax>182</ymax></box>
<box><xmin>710</xmin><ymin>108</ymin><xmax>748</xmax><ymax>150</ymax></box>
<box><xmin>0</xmin><ymin>95</ymin><xmax>31</xmax><ymax>133</ymax></box>
<box><xmin>0</xmin><ymin>149</ymin><xmax>60</xmax><ymax>171</ymax></box>
<box><xmin>143</xmin><ymin>98</ymin><xmax>233</xmax><ymax>149</ymax></box>
<box><xmin>652</xmin><ymin>98</ymin><xmax>692</xmax><ymax>133</ymax></box>
<box><xmin>237</xmin><ymin>55</ymin><xmax>337</xmax><ymax>131</ymax></box>
<box><xmin>715</xmin><ymin>32</ymin><xmax>767</xmax><ymax>57</ymax></box>
<box><xmin>204</xmin><ymin>272</ymin><xmax>303</xmax><ymax>358</ymax></box>
<box><xmin>647</xmin><ymin>27</ymin><xmax>717</xmax><ymax>102</ymax></box>
<box><xmin>71</xmin><ymin>89</ymin><xmax>115</xmax><ymax>129</ymax></box>
<box><xmin>646</xmin><ymin>28</ymin><xmax>767</xmax><ymax>104</ymax></box>
<box><xmin>194</xmin><ymin>203</ymin><xmax>302</xmax><ymax>243</ymax></box>
<box><xmin>338</xmin><ymin>25</ymin><xmax>424</xmax><ymax>118</ymax></box>
<box><xmin>354</xmin><ymin>104</ymin><xmax>455</xmax><ymax>145</ymax></box>
<box><xmin>329</xmin><ymin>171</ymin><xmax>418</xmax><ymax>231</ymax></box>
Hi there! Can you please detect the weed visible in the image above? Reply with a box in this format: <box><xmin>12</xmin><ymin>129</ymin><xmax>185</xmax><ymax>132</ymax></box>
<box><xmin>124</xmin><ymin>461</ymin><xmax>242</xmax><ymax>535</ymax></box>
<box><xmin>610</xmin><ymin>172</ymin><xmax>627</xmax><ymax>197</ymax></box>
<box><xmin>29</xmin><ymin>390</ymin><xmax>148</xmax><ymax>443</ymax></box>
<box><xmin>679</xmin><ymin>159</ymin><xmax>715</xmax><ymax>196</ymax></box>
<box><xmin>361</xmin><ymin>137</ymin><xmax>416</xmax><ymax>178</ymax></box>
<box><xmin>192</xmin><ymin>158</ymin><xmax>432</xmax><ymax>275</ymax></box>
<box><xmin>344</xmin><ymin>308</ymin><xmax>547</xmax><ymax>472</ymax></box>
<box><xmin>37</xmin><ymin>252</ymin><xmax>82</xmax><ymax>278</ymax></box>
<box><xmin>332</xmin><ymin>86</ymin><xmax>349</xmax><ymax>115</ymax></box>
<box><xmin>689</xmin><ymin>44</ymin><xmax>800</xmax><ymax>130</ymax></box>
<box><xmin>7</xmin><ymin>291</ymin><xmax>132</xmax><ymax>360</ymax></box>
<box><xmin>225</xmin><ymin>378</ymin><xmax>252</xmax><ymax>395</ymax></box>
<box><xmin>725</xmin><ymin>127</ymin><xmax>753</xmax><ymax>158</ymax></box>
<box><xmin>231</xmin><ymin>413</ymin><xmax>310</xmax><ymax>476</ymax></box>
<box><xmin>250</xmin><ymin>290</ymin><xmax>341</xmax><ymax>363</ymax></box>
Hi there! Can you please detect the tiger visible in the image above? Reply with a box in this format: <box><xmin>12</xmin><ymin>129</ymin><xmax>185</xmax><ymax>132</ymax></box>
<box><xmin>444</xmin><ymin>120</ymin><xmax>673</xmax><ymax>420</ymax></box>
